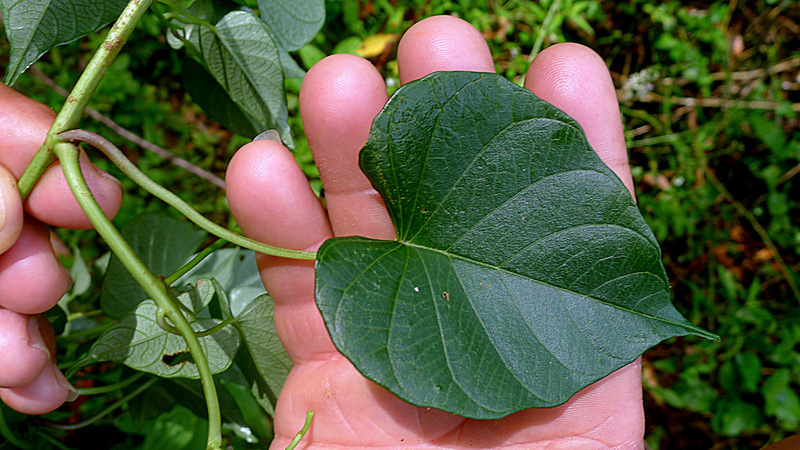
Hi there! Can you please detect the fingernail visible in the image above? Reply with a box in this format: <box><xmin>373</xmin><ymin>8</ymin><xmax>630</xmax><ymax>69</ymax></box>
<box><xmin>254</xmin><ymin>129</ymin><xmax>282</xmax><ymax>143</ymax></box>
<box><xmin>53</xmin><ymin>366</ymin><xmax>79</xmax><ymax>402</ymax></box>
<box><xmin>26</xmin><ymin>316</ymin><xmax>50</xmax><ymax>359</ymax></box>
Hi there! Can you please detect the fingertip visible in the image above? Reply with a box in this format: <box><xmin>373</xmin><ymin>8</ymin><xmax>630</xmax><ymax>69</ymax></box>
<box><xmin>0</xmin><ymin>217</ymin><xmax>71</xmax><ymax>314</ymax></box>
<box><xmin>26</xmin><ymin>151</ymin><xmax>123</xmax><ymax>229</ymax></box>
<box><xmin>0</xmin><ymin>311</ymin><xmax>50</xmax><ymax>388</ymax></box>
<box><xmin>397</xmin><ymin>15</ymin><xmax>494</xmax><ymax>84</ymax></box>
<box><xmin>0</xmin><ymin>362</ymin><xmax>75</xmax><ymax>415</ymax></box>
<box><xmin>227</xmin><ymin>140</ymin><xmax>330</xmax><ymax>251</ymax></box>
<box><xmin>525</xmin><ymin>43</ymin><xmax>633</xmax><ymax>195</ymax></box>
<box><xmin>0</xmin><ymin>164</ymin><xmax>24</xmax><ymax>254</ymax></box>
<box><xmin>300</xmin><ymin>54</ymin><xmax>388</xmax><ymax>196</ymax></box>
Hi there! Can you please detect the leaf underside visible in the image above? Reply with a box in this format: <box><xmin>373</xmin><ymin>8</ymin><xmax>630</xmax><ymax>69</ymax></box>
<box><xmin>315</xmin><ymin>71</ymin><xmax>717</xmax><ymax>419</ymax></box>
<box><xmin>0</xmin><ymin>0</ymin><xmax>127</xmax><ymax>85</ymax></box>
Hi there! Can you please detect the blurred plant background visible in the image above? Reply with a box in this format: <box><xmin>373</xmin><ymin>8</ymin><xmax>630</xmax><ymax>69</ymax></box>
<box><xmin>1</xmin><ymin>0</ymin><xmax>799</xmax><ymax>448</ymax></box>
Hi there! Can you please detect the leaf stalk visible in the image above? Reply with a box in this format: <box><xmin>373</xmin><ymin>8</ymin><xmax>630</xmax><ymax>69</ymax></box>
<box><xmin>58</xmin><ymin>129</ymin><xmax>316</xmax><ymax>260</ymax></box>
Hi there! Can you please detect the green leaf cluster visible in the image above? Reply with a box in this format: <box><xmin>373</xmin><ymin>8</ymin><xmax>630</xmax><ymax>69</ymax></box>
<box><xmin>88</xmin><ymin>214</ymin><xmax>290</xmax><ymax>419</ymax></box>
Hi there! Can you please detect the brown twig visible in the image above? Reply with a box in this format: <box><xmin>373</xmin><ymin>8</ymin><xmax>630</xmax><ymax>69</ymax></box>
<box><xmin>702</xmin><ymin>164</ymin><xmax>800</xmax><ymax>304</ymax></box>
<box><xmin>636</xmin><ymin>93</ymin><xmax>800</xmax><ymax>112</ymax></box>
<box><xmin>28</xmin><ymin>66</ymin><xmax>226</xmax><ymax>190</ymax></box>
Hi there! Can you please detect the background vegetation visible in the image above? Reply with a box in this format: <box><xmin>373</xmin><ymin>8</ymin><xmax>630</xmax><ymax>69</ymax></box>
<box><xmin>1</xmin><ymin>0</ymin><xmax>799</xmax><ymax>448</ymax></box>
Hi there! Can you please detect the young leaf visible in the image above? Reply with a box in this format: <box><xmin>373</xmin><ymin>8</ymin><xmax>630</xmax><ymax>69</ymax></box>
<box><xmin>177</xmin><ymin>249</ymin><xmax>291</xmax><ymax>414</ymax></box>
<box><xmin>315</xmin><ymin>71</ymin><xmax>718</xmax><ymax>419</ymax></box>
<box><xmin>0</xmin><ymin>0</ymin><xmax>127</xmax><ymax>85</ymax></box>
<box><xmin>256</xmin><ymin>0</ymin><xmax>324</xmax><ymax>52</ymax></box>
<box><xmin>101</xmin><ymin>214</ymin><xmax>205</xmax><ymax>319</ymax></box>
<box><xmin>82</xmin><ymin>279</ymin><xmax>239</xmax><ymax>378</ymax></box>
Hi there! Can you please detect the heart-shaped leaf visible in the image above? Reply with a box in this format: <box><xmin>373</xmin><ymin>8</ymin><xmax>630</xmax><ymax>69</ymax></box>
<box><xmin>315</xmin><ymin>71</ymin><xmax>717</xmax><ymax>419</ymax></box>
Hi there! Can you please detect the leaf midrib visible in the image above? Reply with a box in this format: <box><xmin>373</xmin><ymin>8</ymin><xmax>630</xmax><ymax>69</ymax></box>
<box><xmin>397</xmin><ymin>238</ymin><xmax>690</xmax><ymax>330</ymax></box>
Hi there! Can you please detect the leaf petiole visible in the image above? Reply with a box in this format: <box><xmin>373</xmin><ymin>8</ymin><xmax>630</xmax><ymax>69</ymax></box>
<box><xmin>44</xmin><ymin>376</ymin><xmax>159</xmax><ymax>431</ymax></box>
<box><xmin>165</xmin><ymin>238</ymin><xmax>228</xmax><ymax>286</ymax></box>
<box><xmin>58</xmin><ymin>129</ymin><xmax>316</xmax><ymax>261</ymax></box>
<box><xmin>76</xmin><ymin>372</ymin><xmax>146</xmax><ymax>396</ymax></box>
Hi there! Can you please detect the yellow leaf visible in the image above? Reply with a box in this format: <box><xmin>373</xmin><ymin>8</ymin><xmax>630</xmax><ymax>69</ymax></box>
<box><xmin>356</xmin><ymin>34</ymin><xmax>398</xmax><ymax>58</ymax></box>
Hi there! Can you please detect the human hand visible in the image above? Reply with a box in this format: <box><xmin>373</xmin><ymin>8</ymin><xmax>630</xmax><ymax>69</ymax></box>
<box><xmin>226</xmin><ymin>15</ymin><xmax>644</xmax><ymax>449</ymax></box>
<box><xmin>0</xmin><ymin>85</ymin><xmax>122</xmax><ymax>414</ymax></box>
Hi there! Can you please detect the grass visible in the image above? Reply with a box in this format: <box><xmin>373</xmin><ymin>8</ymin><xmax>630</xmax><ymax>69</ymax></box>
<box><xmin>1</xmin><ymin>0</ymin><xmax>799</xmax><ymax>448</ymax></box>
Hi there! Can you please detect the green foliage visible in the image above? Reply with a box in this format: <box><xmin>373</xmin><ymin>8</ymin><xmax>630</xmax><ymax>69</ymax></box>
<box><xmin>0</xmin><ymin>0</ymin><xmax>128</xmax><ymax>85</ymax></box>
<box><xmin>0</xmin><ymin>0</ymin><xmax>797</xmax><ymax>448</ymax></box>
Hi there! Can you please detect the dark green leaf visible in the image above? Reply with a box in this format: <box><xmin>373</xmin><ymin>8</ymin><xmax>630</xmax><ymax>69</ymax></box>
<box><xmin>142</xmin><ymin>405</ymin><xmax>208</xmax><ymax>450</ymax></box>
<box><xmin>256</xmin><ymin>0</ymin><xmax>324</xmax><ymax>51</ymax></box>
<box><xmin>315</xmin><ymin>71</ymin><xmax>717</xmax><ymax>419</ymax></box>
<box><xmin>0</xmin><ymin>0</ymin><xmax>127</xmax><ymax>85</ymax></box>
<box><xmin>175</xmin><ymin>9</ymin><xmax>293</xmax><ymax>146</ymax></box>
<box><xmin>101</xmin><ymin>214</ymin><xmax>205</xmax><ymax>319</ymax></box>
<box><xmin>182</xmin><ymin>58</ymin><xmax>262</xmax><ymax>138</ymax></box>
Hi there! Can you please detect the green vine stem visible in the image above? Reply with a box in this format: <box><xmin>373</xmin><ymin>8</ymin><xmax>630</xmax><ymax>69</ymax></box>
<box><xmin>44</xmin><ymin>376</ymin><xmax>159</xmax><ymax>431</ymax></box>
<box><xmin>166</xmin><ymin>238</ymin><xmax>228</xmax><ymax>285</ymax></box>
<box><xmin>0</xmin><ymin>403</ymin><xmax>30</xmax><ymax>449</ymax></box>
<box><xmin>54</xmin><ymin>142</ymin><xmax>223</xmax><ymax>449</ymax></box>
<box><xmin>285</xmin><ymin>411</ymin><xmax>314</xmax><ymax>450</ymax></box>
<box><xmin>17</xmin><ymin>0</ymin><xmax>155</xmax><ymax>200</ymax></box>
<box><xmin>76</xmin><ymin>372</ymin><xmax>146</xmax><ymax>396</ymax></box>
<box><xmin>58</xmin><ymin>129</ymin><xmax>317</xmax><ymax>261</ymax></box>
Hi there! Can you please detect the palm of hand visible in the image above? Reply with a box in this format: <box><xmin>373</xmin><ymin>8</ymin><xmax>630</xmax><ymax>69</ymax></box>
<box><xmin>226</xmin><ymin>16</ymin><xmax>645</xmax><ymax>449</ymax></box>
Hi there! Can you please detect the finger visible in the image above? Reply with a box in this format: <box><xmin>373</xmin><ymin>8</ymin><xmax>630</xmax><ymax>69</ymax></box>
<box><xmin>0</xmin><ymin>315</ymin><xmax>75</xmax><ymax>415</ymax></box>
<box><xmin>0</xmin><ymin>363</ymin><xmax>76</xmax><ymax>415</ymax></box>
<box><xmin>0</xmin><ymin>84</ymin><xmax>122</xmax><ymax>229</ymax></box>
<box><xmin>397</xmin><ymin>15</ymin><xmax>495</xmax><ymax>84</ymax></box>
<box><xmin>0</xmin><ymin>164</ymin><xmax>24</xmax><ymax>254</ymax></box>
<box><xmin>0</xmin><ymin>84</ymin><xmax>54</xmax><ymax>178</ymax></box>
<box><xmin>26</xmin><ymin>149</ymin><xmax>123</xmax><ymax>229</ymax></box>
<box><xmin>0</xmin><ymin>309</ymin><xmax>50</xmax><ymax>388</ymax></box>
<box><xmin>524</xmin><ymin>43</ymin><xmax>634</xmax><ymax>196</ymax></box>
<box><xmin>299</xmin><ymin>54</ymin><xmax>395</xmax><ymax>240</ymax></box>
<box><xmin>226</xmin><ymin>140</ymin><xmax>337</xmax><ymax>360</ymax></box>
<box><xmin>0</xmin><ymin>216</ymin><xmax>71</xmax><ymax>314</ymax></box>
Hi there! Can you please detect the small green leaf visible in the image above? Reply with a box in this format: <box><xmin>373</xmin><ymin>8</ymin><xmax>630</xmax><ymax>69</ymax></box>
<box><xmin>713</xmin><ymin>396</ymin><xmax>763</xmax><ymax>436</ymax></box>
<box><xmin>101</xmin><ymin>214</ymin><xmax>205</xmax><ymax>319</ymax></box>
<box><xmin>315</xmin><ymin>71</ymin><xmax>717</xmax><ymax>419</ymax></box>
<box><xmin>177</xmin><ymin>248</ymin><xmax>290</xmax><ymax>414</ymax></box>
<box><xmin>232</xmin><ymin>294</ymin><xmax>291</xmax><ymax>415</ymax></box>
<box><xmin>0</xmin><ymin>0</ymin><xmax>127</xmax><ymax>85</ymax></box>
<box><xmin>85</xmin><ymin>279</ymin><xmax>239</xmax><ymax>378</ymax></box>
<box><xmin>256</xmin><ymin>0</ymin><xmax>324</xmax><ymax>51</ymax></box>
<box><xmin>763</xmin><ymin>368</ymin><xmax>800</xmax><ymax>429</ymax></box>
